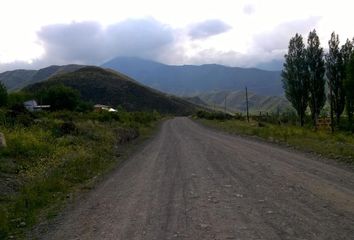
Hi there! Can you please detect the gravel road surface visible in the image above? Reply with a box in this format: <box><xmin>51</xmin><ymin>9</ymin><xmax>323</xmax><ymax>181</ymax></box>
<box><xmin>39</xmin><ymin>117</ymin><xmax>354</xmax><ymax>240</ymax></box>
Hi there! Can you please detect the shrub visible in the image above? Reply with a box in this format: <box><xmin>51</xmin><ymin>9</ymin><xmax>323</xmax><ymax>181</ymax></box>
<box><xmin>5</xmin><ymin>104</ymin><xmax>34</xmax><ymax>127</ymax></box>
<box><xmin>36</xmin><ymin>85</ymin><xmax>80</xmax><ymax>111</ymax></box>
<box><xmin>76</xmin><ymin>101</ymin><xmax>93</xmax><ymax>112</ymax></box>
<box><xmin>0</xmin><ymin>81</ymin><xmax>8</xmax><ymax>107</ymax></box>
<box><xmin>0</xmin><ymin>127</ymin><xmax>54</xmax><ymax>161</ymax></box>
<box><xmin>58</xmin><ymin>121</ymin><xmax>78</xmax><ymax>136</ymax></box>
<box><xmin>0</xmin><ymin>206</ymin><xmax>8</xmax><ymax>239</ymax></box>
<box><xmin>196</xmin><ymin>110</ymin><xmax>234</xmax><ymax>120</ymax></box>
<box><xmin>7</xmin><ymin>91</ymin><xmax>33</xmax><ymax>108</ymax></box>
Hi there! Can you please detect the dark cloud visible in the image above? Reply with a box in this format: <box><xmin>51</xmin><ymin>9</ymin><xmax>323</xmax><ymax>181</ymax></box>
<box><xmin>188</xmin><ymin>19</ymin><xmax>231</xmax><ymax>39</ymax></box>
<box><xmin>253</xmin><ymin>17</ymin><xmax>321</xmax><ymax>52</ymax></box>
<box><xmin>37</xmin><ymin>18</ymin><xmax>175</xmax><ymax>65</ymax></box>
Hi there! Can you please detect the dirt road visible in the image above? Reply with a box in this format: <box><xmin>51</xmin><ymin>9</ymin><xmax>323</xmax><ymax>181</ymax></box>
<box><xmin>39</xmin><ymin>117</ymin><xmax>354</xmax><ymax>240</ymax></box>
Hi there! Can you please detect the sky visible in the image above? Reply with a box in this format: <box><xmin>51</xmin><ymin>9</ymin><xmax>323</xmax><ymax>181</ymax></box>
<box><xmin>0</xmin><ymin>0</ymin><xmax>353</xmax><ymax>72</ymax></box>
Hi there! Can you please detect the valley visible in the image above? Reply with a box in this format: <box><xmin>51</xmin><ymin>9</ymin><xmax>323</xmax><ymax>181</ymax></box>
<box><xmin>1</xmin><ymin>1</ymin><xmax>354</xmax><ymax>239</ymax></box>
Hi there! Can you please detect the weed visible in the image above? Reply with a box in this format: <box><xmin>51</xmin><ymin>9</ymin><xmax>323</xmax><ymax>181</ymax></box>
<box><xmin>0</xmin><ymin>110</ymin><xmax>160</xmax><ymax>238</ymax></box>
<box><xmin>198</xmin><ymin>118</ymin><xmax>354</xmax><ymax>164</ymax></box>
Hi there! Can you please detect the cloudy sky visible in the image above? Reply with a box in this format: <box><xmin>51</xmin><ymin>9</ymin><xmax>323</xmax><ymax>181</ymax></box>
<box><xmin>0</xmin><ymin>0</ymin><xmax>353</xmax><ymax>72</ymax></box>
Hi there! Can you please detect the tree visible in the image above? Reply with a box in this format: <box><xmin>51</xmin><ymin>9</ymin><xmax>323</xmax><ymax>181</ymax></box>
<box><xmin>326</xmin><ymin>32</ymin><xmax>345</xmax><ymax>126</ymax></box>
<box><xmin>36</xmin><ymin>84</ymin><xmax>80</xmax><ymax>111</ymax></box>
<box><xmin>344</xmin><ymin>52</ymin><xmax>354</xmax><ymax>130</ymax></box>
<box><xmin>282</xmin><ymin>34</ymin><xmax>309</xmax><ymax>126</ymax></box>
<box><xmin>0</xmin><ymin>82</ymin><xmax>8</xmax><ymax>107</ymax></box>
<box><xmin>7</xmin><ymin>91</ymin><xmax>32</xmax><ymax>108</ymax></box>
<box><xmin>306</xmin><ymin>30</ymin><xmax>326</xmax><ymax>128</ymax></box>
<box><xmin>341</xmin><ymin>39</ymin><xmax>354</xmax><ymax>128</ymax></box>
<box><xmin>341</xmin><ymin>38</ymin><xmax>353</xmax><ymax>71</ymax></box>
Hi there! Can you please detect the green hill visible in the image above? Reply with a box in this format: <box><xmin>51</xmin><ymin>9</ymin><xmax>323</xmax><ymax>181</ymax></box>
<box><xmin>0</xmin><ymin>64</ymin><xmax>85</xmax><ymax>91</ymax></box>
<box><xmin>25</xmin><ymin>66</ymin><xmax>198</xmax><ymax>115</ymax></box>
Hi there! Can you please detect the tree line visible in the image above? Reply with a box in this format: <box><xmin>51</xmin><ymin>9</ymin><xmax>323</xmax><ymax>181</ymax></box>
<box><xmin>282</xmin><ymin>30</ymin><xmax>354</xmax><ymax>131</ymax></box>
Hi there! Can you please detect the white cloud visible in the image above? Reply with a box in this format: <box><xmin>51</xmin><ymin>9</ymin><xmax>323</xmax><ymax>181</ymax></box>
<box><xmin>0</xmin><ymin>0</ymin><xmax>354</xmax><ymax>71</ymax></box>
<box><xmin>252</xmin><ymin>17</ymin><xmax>321</xmax><ymax>52</ymax></box>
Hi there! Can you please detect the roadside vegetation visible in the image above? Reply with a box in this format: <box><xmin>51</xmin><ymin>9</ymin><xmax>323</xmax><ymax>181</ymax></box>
<box><xmin>196</xmin><ymin>30</ymin><xmax>354</xmax><ymax>165</ymax></box>
<box><xmin>282</xmin><ymin>30</ymin><xmax>354</xmax><ymax>131</ymax></box>
<box><xmin>0</xmin><ymin>85</ymin><xmax>161</xmax><ymax>239</ymax></box>
<box><xmin>196</xmin><ymin>110</ymin><xmax>354</xmax><ymax>165</ymax></box>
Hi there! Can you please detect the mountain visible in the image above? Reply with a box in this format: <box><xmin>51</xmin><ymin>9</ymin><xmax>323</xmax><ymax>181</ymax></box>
<box><xmin>0</xmin><ymin>64</ymin><xmax>85</xmax><ymax>91</ymax></box>
<box><xmin>197</xmin><ymin>90</ymin><xmax>291</xmax><ymax>113</ymax></box>
<box><xmin>0</xmin><ymin>69</ymin><xmax>36</xmax><ymax>91</ymax></box>
<box><xmin>25</xmin><ymin>66</ymin><xmax>198</xmax><ymax>115</ymax></box>
<box><xmin>101</xmin><ymin>57</ymin><xmax>283</xmax><ymax>96</ymax></box>
<box><xmin>183</xmin><ymin>96</ymin><xmax>208</xmax><ymax>107</ymax></box>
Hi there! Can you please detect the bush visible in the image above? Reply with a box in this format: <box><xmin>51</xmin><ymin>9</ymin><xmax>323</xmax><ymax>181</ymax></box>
<box><xmin>115</xmin><ymin>127</ymin><xmax>139</xmax><ymax>144</ymax></box>
<box><xmin>0</xmin><ymin>81</ymin><xmax>8</xmax><ymax>107</ymax></box>
<box><xmin>5</xmin><ymin>104</ymin><xmax>34</xmax><ymax>127</ymax></box>
<box><xmin>131</xmin><ymin>111</ymin><xmax>159</xmax><ymax>125</ymax></box>
<box><xmin>7</xmin><ymin>91</ymin><xmax>33</xmax><ymax>108</ymax></box>
<box><xmin>58</xmin><ymin>121</ymin><xmax>78</xmax><ymax>136</ymax></box>
<box><xmin>0</xmin><ymin>127</ymin><xmax>54</xmax><ymax>161</ymax></box>
<box><xmin>36</xmin><ymin>84</ymin><xmax>80</xmax><ymax>111</ymax></box>
<box><xmin>76</xmin><ymin>101</ymin><xmax>93</xmax><ymax>112</ymax></box>
<box><xmin>196</xmin><ymin>110</ymin><xmax>234</xmax><ymax>120</ymax></box>
<box><xmin>0</xmin><ymin>206</ymin><xmax>8</xmax><ymax>239</ymax></box>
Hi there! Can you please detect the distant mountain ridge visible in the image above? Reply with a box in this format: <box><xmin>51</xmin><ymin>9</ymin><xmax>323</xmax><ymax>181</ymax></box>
<box><xmin>0</xmin><ymin>64</ymin><xmax>85</xmax><ymax>91</ymax></box>
<box><xmin>25</xmin><ymin>66</ymin><xmax>198</xmax><ymax>115</ymax></box>
<box><xmin>102</xmin><ymin>57</ymin><xmax>283</xmax><ymax>96</ymax></box>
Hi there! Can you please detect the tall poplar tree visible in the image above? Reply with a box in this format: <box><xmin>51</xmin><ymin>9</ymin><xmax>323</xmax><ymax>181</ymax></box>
<box><xmin>326</xmin><ymin>32</ymin><xmax>344</xmax><ymax>126</ymax></box>
<box><xmin>282</xmin><ymin>34</ymin><xmax>309</xmax><ymax>126</ymax></box>
<box><xmin>343</xmin><ymin>41</ymin><xmax>354</xmax><ymax>129</ymax></box>
<box><xmin>306</xmin><ymin>30</ymin><xmax>326</xmax><ymax>127</ymax></box>
<box><xmin>341</xmin><ymin>38</ymin><xmax>353</xmax><ymax>69</ymax></box>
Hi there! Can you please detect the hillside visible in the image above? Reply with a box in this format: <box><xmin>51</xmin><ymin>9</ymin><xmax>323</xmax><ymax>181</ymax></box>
<box><xmin>0</xmin><ymin>64</ymin><xmax>84</xmax><ymax>91</ymax></box>
<box><xmin>197</xmin><ymin>90</ymin><xmax>291</xmax><ymax>113</ymax></box>
<box><xmin>25</xmin><ymin>66</ymin><xmax>198</xmax><ymax>115</ymax></box>
<box><xmin>184</xmin><ymin>96</ymin><xmax>208</xmax><ymax>107</ymax></box>
<box><xmin>102</xmin><ymin>57</ymin><xmax>283</xmax><ymax>96</ymax></box>
<box><xmin>0</xmin><ymin>69</ymin><xmax>37</xmax><ymax>91</ymax></box>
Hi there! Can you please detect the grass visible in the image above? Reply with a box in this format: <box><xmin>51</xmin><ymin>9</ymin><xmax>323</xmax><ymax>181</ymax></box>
<box><xmin>197</xmin><ymin>118</ymin><xmax>354</xmax><ymax>164</ymax></box>
<box><xmin>0</xmin><ymin>110</ymin><xmax>160</xmax><ymax>239</ymax></box>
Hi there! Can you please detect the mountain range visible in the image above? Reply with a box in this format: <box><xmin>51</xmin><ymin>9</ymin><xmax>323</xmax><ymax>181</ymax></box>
<box><xmin>25</xmin><ymin>66</ymin><xmax>198</xmax><ymax>115</ymax></box>
<box><xmin>0</xmin><ymin>57</ymin><xmax>288</xmax><ymax>113</ymax></box>
<box><xmin>101</xmin><ymin>57</ymin><xmax>283</xmax><ymax>96</ymax></box>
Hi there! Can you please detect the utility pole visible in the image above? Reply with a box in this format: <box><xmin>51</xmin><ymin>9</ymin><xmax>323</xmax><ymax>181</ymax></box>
<box><xmin>329</xmin><ymin>84</ymin><xmax>334</xmax><ymax>133</ymax></box>
<box><xmin>245</xmin><ymin>87</ymin><xmax>249</xmax><ymax>122</ymax></box>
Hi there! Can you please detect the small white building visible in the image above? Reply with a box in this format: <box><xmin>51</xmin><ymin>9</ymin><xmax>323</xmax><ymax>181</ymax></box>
<box><xmin>24</xmin><ymin>100</ymin><xmax>50</xmax><ymax>112</ymax></box>
<box><xmin>94</xmin><ymin>104</ymin><xmax>117</xmax><ymax>112</ymax></box>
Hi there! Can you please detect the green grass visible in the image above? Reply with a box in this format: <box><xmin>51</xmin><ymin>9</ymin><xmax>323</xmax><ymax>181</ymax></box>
<box><xmin>198</xmin><ymin>118</ymin><xmax>354</xmax><ymax>164</ymax></box>
<box><xmin>0</xmin><ymin>110</ymin><xmax>160</xmax><ymax>239</ymax></box>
